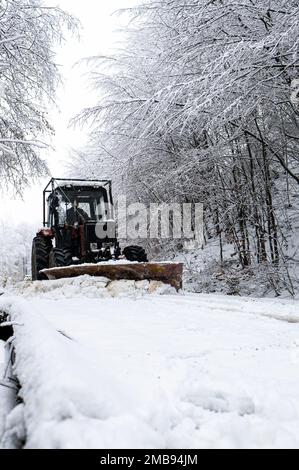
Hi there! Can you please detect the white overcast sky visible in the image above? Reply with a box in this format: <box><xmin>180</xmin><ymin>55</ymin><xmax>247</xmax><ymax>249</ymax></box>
<box><xmin>1</xmin><ymin>0</ymin><xmax>136</xmax><ymax>226</ymax></box>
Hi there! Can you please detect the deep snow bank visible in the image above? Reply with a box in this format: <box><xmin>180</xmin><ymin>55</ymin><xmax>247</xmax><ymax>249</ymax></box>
<box><xmin>5</xmin><ymin>275</ymin><xmax>175</xmax><ymax>300</ymax></box>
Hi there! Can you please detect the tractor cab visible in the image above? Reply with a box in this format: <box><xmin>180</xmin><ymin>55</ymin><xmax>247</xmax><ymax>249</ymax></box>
<box><xmin>45</xmin><ymin>179</ymin><xmax>113</xmax><ymax>227</ymax></box>
<box><xmin>34</xmin><ymin>178</ymin><xmax>120</xmax><ymax>272</ymax></box>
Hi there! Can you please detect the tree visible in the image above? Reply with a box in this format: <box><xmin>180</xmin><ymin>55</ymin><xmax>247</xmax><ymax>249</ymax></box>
<box><xmin>0</xmin><ymin>221</ymin><xmax>34</xmax><ymax>285</ymax></box>
<box><xmin>0</xmin><ymin>0</ymin><xmax>77</xmax><ymax>192</ymax></box>
<box><xmin>74</xmin><ymin>0</ymin><xmax>299</xmax><ymax>293</ymax></box>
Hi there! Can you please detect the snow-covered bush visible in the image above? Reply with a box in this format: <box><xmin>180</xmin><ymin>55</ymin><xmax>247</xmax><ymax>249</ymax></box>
<box><xmin>0</xmin><ymin>223</ymin><xmax>34</xmax><ymax>286</ymax></box>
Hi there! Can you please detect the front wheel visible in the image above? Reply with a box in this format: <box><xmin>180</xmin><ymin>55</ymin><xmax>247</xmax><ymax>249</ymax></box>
<box><xmin>123</xmin><ymin>245</ymin><xmax>148</xmax><ymax>262</ymax></box>
<box><xmin>31</xmin><ymin>237</ymin><xmax>52</xmax><ymax>280</ymax></box>
<box><xmin>49</xmin><ymin>248</ymin><xmax>72</xmax><ymax>268</ymax></box>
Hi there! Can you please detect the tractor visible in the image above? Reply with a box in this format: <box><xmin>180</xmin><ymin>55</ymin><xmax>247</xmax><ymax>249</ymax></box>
<box><xmin>31</xmin><ymin>178</ymin><xmax>147</xmax><ymax>280</ymax></box>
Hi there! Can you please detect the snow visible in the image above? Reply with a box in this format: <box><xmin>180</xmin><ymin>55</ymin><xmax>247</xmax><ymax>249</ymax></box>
<box><xmin>0</xmin><ymin>340</ymin><xmax>5</xmax><ymax>435</ymax></box>
<box><xmin>0</xmin><ymin>341</ymin><xmax>4</xmax><ymax>368</ymax></box>
<box><xmin>0</xmin><ymin>338</ymin><xmax>18</xmax><ymax>445</ymax></box>
<box><xmin>172</xmin><ymin>240</ymin><xmax>299</xmax><ymax>299</ymax></box>
<box><xmin>0</xmin><ymin>342</ymin><xmax>6</xmax><ymax>438</ymax></box>
<box><xmin>1</xmin><ymin>284</ymin><xmax>299</xmax><ymax>449</ymax></box>
<box><xmin>5</xmin><ymin>275</ymin><xmax>174</xmax><ymax>300</ymax></box>
<box><xmin>52</xmin><ymin>179</ymin><xmax>110</xmax><ymax>188</ymax></box>
<box><xmin>41</xmin><ymin>260</ymin><xmax>180</xmax><ymax>272</ymax></box>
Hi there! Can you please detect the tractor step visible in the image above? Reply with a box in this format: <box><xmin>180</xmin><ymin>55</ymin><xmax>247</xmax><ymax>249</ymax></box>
<box><xmin>40</xmin><ymin>262</ymin><xmax>183</xmax><ymax>291</ymax></box>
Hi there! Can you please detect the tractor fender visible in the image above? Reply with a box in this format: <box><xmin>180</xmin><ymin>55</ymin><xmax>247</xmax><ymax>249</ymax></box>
<box><xmin>36</xmin><ymin>228</ymin><xmax>54</xmax><ymax>238</ymax></box>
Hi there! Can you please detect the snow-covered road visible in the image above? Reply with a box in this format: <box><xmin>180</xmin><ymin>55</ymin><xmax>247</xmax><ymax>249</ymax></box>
<box><xmin>1</xmin><ymin>284</ymin><xmax>299</xmax><ymax>449</ymax></box>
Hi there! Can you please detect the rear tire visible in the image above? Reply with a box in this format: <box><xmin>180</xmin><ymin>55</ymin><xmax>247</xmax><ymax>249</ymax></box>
<box><xmin>123</xmin><ymin>245</ymin><xmax>148</xmax><ymax>262</ymax></box>
<box><xmin>32</xmin><ymin>237</ymin><xmax>52</xmax><ymax>281</ymax></box>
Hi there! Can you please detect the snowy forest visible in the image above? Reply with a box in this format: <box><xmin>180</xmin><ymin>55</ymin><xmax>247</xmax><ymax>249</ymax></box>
<box><xmin>70</xmin><ymin>0</ymin><xmax>299</xmax><ymax>296</ymax></box>
<box><xmin>1</xmin><ymin>0</ymin><xmax>299</xmax><ymax>297</ymax></box>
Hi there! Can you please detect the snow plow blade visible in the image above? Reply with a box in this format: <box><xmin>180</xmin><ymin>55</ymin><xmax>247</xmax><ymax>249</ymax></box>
<box><xmin>41</xmin><ymin>262</ymin><xmax>183</xmax><ymax>291</ymax></box>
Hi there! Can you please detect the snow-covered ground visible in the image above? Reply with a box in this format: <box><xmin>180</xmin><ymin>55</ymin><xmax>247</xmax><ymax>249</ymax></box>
<box><xmin>1</xmin><ymin>278</ymin><xmax>299</xmax><ymax>449</ymax></box>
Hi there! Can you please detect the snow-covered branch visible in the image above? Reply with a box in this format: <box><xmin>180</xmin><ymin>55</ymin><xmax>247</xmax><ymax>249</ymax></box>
<box><xmin>0</xmin><ymin>0</ymin><xmax>78</xmax><ymax>188</ymax></box>
<box><xmin>72</xmin><ymin>0</ymin><xmax>299</xmax><ymax>291</ymax></box>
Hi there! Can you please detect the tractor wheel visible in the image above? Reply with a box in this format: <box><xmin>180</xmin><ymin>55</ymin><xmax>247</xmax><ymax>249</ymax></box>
<box><xmin>49</xmin><ymin>248</ymin><xmax>69</xmax><ymax>268</ymax></box>
<box><xmin>31</xmin><ymin>237</ymin><xmax>52</xmax><ymax>281</ymax></box>
<box><xmin>123</xmin><ymin>245</ymin><xmax>148</xmax><ymax>262</ymax></box>
<box><xmin>63</xmin><ymin>250</ymin><xmax>73</xmax><ymax>266</ymax></box>
<box><xmin>49</xmin><ymin>248</ymin><xmax>73</xmax><ymax>268</ymax></box>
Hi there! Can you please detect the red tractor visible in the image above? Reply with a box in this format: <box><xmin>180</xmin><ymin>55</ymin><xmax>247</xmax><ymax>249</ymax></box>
<box><xmin>31</xmin><ymin>178</ymin><xmax>147</xmax><ymax>280</ymax></box>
